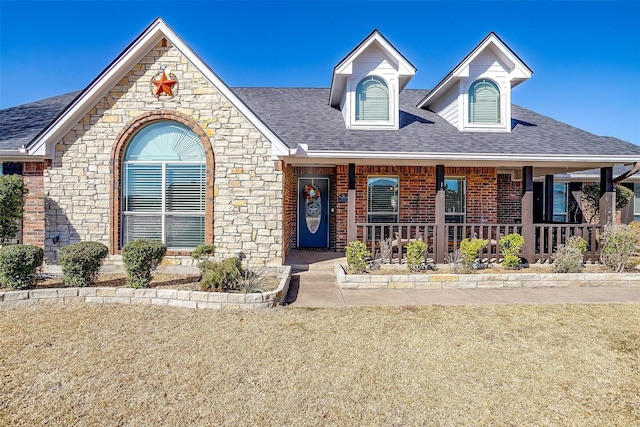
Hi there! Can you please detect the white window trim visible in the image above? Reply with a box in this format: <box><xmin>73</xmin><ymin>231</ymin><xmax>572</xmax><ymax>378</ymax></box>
<box><xmin>461</xmin><ymin>77</ymin><xmax>510</xmax><ymax>132</ymax></box>
<box><xmin>349</xmin><ymin>74</ymin><xmax>397</xmax><ymax>130</ymax></box>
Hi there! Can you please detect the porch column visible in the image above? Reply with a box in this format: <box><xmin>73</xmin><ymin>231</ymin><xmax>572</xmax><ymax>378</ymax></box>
<box><xmin>347</xmin><ymin>163</ymin><xmax>357</xmax><ymax>243</ymax></box>
<box><xmin>521</xmin><ymin>166</ymin><xmax>534</xmax><ymax>261</ymax></box>
<box><xmin>619</xmin><ymin>183</ymin><xmax>634</xmax><ymax>224</ymax></box>
<box><xmin>435</xmin><ymin>164</ymin><xmax>446</xmax><ymax>263</ymax></box>
<box><xmin>544</xmin><ymin>174</ymin><xmax>554</xmax><ymax>222</ymax></box>
<box><xmin>599</xmin><ymin>166</ymin><xmax>615</xmax><ymax>224</ymax></box>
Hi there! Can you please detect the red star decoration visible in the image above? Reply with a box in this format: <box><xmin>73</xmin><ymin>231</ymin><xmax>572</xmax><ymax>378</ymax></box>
<box><xmin>152</xmin><ymin>72</ymin><xmax>177</xmax><ymax>97</ymax></box>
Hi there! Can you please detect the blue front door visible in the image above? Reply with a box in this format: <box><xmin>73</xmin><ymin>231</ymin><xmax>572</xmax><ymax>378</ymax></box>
<box><xmin>298</xmin><ymin>177</ymin><xmax>329</xmax><ymax>248</ymax></box>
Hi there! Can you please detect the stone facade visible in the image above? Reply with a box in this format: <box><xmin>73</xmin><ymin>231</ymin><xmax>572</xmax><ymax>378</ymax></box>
<box><xmin>44</xmin><ymin>40</ymin><xmax>283</xmax><ymax>266</ymax></box>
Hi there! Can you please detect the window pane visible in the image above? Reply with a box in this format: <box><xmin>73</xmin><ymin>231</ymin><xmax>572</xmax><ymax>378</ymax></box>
<box><xmin>367</xmin><ymin>176</ymin><xmax>398</xmax><ymax>223</ymax></box>
<box><xmin>469</xmin><ymin>79</ymin><xmax>500</xmax><ymax>123</ymax></box>
<box><xmin>356</xmin><ymin>77</ymin><xmax>389</xmax><ymax>121</ymax></box>
<box><xmin>124</xmin><ymin>164</ymin><xmax>162</xmax><ymax>211</ymax></box>
<box><xmin>445</xmin><ymin>178</ymin><xmax>465</xmax><ymax>214</ymax></box>
<box><xmin>122</xmin><ymin>214</ymin><xmax>162</xmax><ymax>244</ymax></box>
<box><xmin>166</xmin><ymin>164</ymin><xmax>205</xmax><ymax>212</ymax></box>
<box><xmin>553</xmin><ymin>183</ymin><xmax>567</xmax><ymax>215</ymax></box>
<box><xmin>634</xmin><ymin>184</ymin><xmax>640</xmax><ymax>216</ymax></box>
<box><xmin>166</xmin><ymin>215</ymin><xmax>205</xmax><ymax>248</ymax></box>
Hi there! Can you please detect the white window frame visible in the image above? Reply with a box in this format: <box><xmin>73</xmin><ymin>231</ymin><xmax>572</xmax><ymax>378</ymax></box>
<box><xmin>121</xmin><ymin>121</ymin><xmax>206</xmax><ymax>250</ymax></box>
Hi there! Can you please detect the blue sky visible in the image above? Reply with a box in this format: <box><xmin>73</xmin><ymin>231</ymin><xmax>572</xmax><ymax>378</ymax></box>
<box><xmin>1</xmin><ymin>1</ymin><xmax>639</xmax><ymax>145</ymax></box>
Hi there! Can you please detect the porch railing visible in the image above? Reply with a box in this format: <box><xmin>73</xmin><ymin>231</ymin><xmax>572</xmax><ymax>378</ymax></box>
<box><xmin>354</xmin><ymin>222</ymin><xmax>603</xmax><ymax>265</ymax></box>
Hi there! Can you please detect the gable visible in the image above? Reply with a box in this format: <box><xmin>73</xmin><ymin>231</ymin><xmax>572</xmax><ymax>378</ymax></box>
<box><xmin>23</xmin><ymin>18</ymin><xmax>289</xmax><ymax>159</ymax></box>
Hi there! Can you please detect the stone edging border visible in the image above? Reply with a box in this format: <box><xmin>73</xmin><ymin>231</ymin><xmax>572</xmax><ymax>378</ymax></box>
<box><xmin>0</xmin><ymin>266</ymin><xmax>291</xmax><ymax>310</ymax></box>
<box><xmin>335</xmin><ymin>263</ymin><xmax>640</xmax><ymax>289</ymax></box>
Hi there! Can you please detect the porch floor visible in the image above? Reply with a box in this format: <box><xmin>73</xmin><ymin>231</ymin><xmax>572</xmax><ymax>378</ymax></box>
<box><xmin>282</xmin><ymin>250</ymin><xmax>640</xmax><ymax>307</ymax></box>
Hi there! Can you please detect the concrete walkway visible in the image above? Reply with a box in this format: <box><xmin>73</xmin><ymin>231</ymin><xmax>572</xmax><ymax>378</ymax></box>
<box><xmin>284</xmin><ymin>250</ymin><xmax>640</xmax><ymax>307</ymax></box>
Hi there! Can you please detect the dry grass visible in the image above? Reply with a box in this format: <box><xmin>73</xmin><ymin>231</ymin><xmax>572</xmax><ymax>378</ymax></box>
<box><xmin>1</xmin><ymin>304</ymin><xmax>639</xmax><ymax>426</ymax></box>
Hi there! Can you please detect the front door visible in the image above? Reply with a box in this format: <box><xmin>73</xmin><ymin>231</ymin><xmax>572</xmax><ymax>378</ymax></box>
<box><xmin>298</xmin><ymin>177</ymin><xmax>330</xmax><ymax>248</ymax></box>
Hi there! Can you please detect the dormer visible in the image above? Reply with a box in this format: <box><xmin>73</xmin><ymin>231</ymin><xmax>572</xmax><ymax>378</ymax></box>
<box><xmin>417</xmin><ymin>32</ymin><xmax>532</xmax><ymax>132</ymax></box>
<box><xmin>329</xmin><ymin>30</ymin><xmax>416</xmax><ymax>130</ymax></box>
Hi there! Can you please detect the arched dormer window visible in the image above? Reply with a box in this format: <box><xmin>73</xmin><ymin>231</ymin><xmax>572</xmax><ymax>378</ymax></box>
<box><xmin>469</xmin><ymin>79</ymin><xmax>500</xmax><ymax>123</ymax></box>
<box><xmin>356</xmin><ymin>76</ymin><xmax>389</xmax><ymax>121</ymax></box>
<box><xmin>122</xmin><ymin>121</ymin><xmax>206</xmax><ymax>249</ymax></box>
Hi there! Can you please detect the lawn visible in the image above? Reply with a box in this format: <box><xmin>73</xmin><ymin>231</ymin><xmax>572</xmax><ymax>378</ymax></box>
<box><xmin>1</xmin><ymin>303</ymin><xmax>639</xmax><ymax>426</ymax></box>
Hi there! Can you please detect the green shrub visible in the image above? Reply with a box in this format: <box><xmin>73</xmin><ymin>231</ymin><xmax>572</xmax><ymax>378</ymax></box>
<box><xmin>553</xmin><ymin>244</ymin><xmax>584</xmax><ymax>273</ymax></box>
<box><xmin>0</xmin><ymin>244</ymin><xmax>43</xmax><ymax>289</ymax></box>
<box><xmin>406</xmin><ymin>239</ymin><xmax>428</xmax><ymax>273</ymax></box>
<box><xmin>459</xmin><ymin>238</ymin><xmax>488</xmax><ymax>273</ymax></box>
<box><xmin>58</xmin><ymin>241</ymin><xmax>108</xmax><ymax>287</ymax></box>
<box><xmin>0</xmin><ymin>175</ymin><xmax>29</xmax><ymax>246</ymax></box>
<box><xmin>191</xmin><ymin>244</ymin><xmax>216</xmax><ymax>261</ymax></box>
<box><xmin>499</xmin><ymin>233</ymin><xmax>525</xmax><ymax>269</ymax></box>
<box><xmin>122</xmin><ymin>239</ymin><xmax>167</xmax><ymax>288</ymax></box>
<box><xmin>346</xmin><ymin>240</ymin><xmax>369</xmax><ymax>274</ymax></box>
<box><xmin>600</xmin><ymin>224</ymin><xmax>640</xmax><ymax>272</ymax></box>
<box><xmin>199</xmin><ymin>257</ymin><xmax>242</xmax><ymax>292</ymax></box>
<box><xmin>567</xmin><ymin>236</ymin><xmax>587</xmax><ymax>254</ymax></box>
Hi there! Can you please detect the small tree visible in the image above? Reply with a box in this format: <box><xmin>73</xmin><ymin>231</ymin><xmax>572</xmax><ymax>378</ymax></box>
<box><xmin>581</xmin><ymin>184</ymin><xmax>632</xmax><ymax>223</ymax></box>
<box><xmin>0</xmin><ymin>175</ymin><xmax>28</xmax><ymax>246</ymax></box>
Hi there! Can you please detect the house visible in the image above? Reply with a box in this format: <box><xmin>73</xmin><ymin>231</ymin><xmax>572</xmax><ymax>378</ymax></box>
<box><xmin>1</xmin><ymin>18</ymin><xmax>638</xmax><ymax>268</ymax></box>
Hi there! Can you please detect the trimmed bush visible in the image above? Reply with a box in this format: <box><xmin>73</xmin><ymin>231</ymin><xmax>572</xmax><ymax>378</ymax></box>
<box><xmin>553</xmin><ymin>244</ymin><xmax>583</xmax><ymax>273</ymax></box>
<box><xmin>406</xmin><ymin>239</ymin><xmax>428</xmax><ymax>273</ymax></box>
<box><xmin>58</xmin><ymin>241</ymin><xmax>108</xmax><ymax>287</ymax></box>
<box><xmin>499</xmin><ymin>233</ymin><xmax>525</xmax><ymax>269</ymax></box>
<box><xmin>199</xmin><ymin>257</ymin><xmax>242</xmax><ymax>292</ymax></box>
<box><xmin>0</xmin><ymin>244</ymin><xmax>43</xmax><ymax>289</ymax></box>
<box><xmin>459</xmin><ymin>238</ymin><xmax>488</xmax><ymax>273</ymax></box>
<box><xmin>567</xmin><ymin>235</ymin><xmax>587</xmax><ymax>254</ymax></box>
<box><xmin>600</xmin><ymin>224</ymin><xmax>640</xmax><ymax>272</ymax></box>
<box><xmin>346</xmin><ymin>240</ymin><xmax>369</xmax><ymax>274</ymax></box>
<box><xmin>122</xmin><ymin>239</ymin><xmax>167</xmax><ymax>288</ymax></box>
<box><xmin>191</xmin><ymin>244</ymin><xmax>216</xmax><ymax>261</ymax></box>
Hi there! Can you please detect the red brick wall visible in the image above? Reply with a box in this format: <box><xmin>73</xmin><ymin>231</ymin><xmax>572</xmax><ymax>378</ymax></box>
<box><xmin>282</xmin><ymin>164</ymin><xmax>296</xmax><ymax>257</ymax></box>
<box><xmin>21</xmin><ymin>162</ymin><xmax>45</xmax><ymax>247</ymax></box>
<box><xmin>335</xmin><ymin>165</ymin><xmax>498</xmax><ymax>250</ymax></box>
<box><xmin>335</xmin><ymin>165</ymin><xmax>349</xmax><ymax>251</ymax></box>
<box><xmin>497</xmin><ymin>173</ymin><xmax>522</xmax><ymax>223</ymax></box>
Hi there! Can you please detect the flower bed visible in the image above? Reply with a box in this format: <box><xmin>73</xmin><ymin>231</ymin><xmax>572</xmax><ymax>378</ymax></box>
<box><xmin>0</xmin><ymin>266</ymin><xmax>291</xmax><ymax>310</ymax></box>
<box><xmin>335</xmin><ymin>263</ymin><xmax>640</xmax><ymax>289</ymax></box>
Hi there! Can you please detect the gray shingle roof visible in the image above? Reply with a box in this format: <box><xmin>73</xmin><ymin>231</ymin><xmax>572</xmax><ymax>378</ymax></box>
<box><xmin>1</xmin><ymin>87</ymin><xmax>639</xmax><ymax>159</ymax></box>
<box><xmin>232</xmin><ymin>87</ymin><xmax>640</xmax><ymax>156</ymax></box>
<box><xmin>0</xmin><ymin>91</ymin><xmax>81</xmax><ymax>151</ymax></box>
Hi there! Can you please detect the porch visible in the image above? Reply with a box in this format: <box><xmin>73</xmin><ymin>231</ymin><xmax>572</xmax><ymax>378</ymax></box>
<box><xmin>355</xmin><ymin>222</ymin><xmax>603</xmax><ymax>265</ymax></box>
<box><xmin>342</xmin><ymin>164</ymin><xmax>617</xmax><ymax>265</ymax></box>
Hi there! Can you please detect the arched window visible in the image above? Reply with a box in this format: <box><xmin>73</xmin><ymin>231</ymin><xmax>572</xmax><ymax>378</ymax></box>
<box><xmin>122</xmin><ymin>121</ymin><xmax>206</xmax><ymax>249</ymax></box>
<box><xmin>356</xmin><ymin>76</ymin><xmax>389</xmax><ymax>121</ymax></box>
<box><xmin>468</xmin><ymin>79</ymin><xmax>500</xmax><ymax>123</ymax></box>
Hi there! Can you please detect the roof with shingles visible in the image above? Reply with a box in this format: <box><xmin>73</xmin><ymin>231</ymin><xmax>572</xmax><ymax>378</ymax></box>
<box><xmin>232</xmin><ymin>87</ymin><xmax>640</xmax><ymax>156</ymax></box>
<box><xmin>0</xmin><ymin>91</ymin><xmax>81</xmax><ymax>151</ymax></box>
<box><xmin>1</xmin><ymin>87</ymin><xmax>639</xmax><ymax>158</ymax></box>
